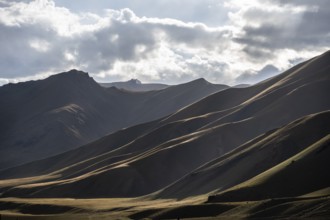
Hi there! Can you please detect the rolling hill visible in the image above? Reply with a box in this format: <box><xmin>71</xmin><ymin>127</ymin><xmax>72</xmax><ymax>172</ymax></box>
<box><xmin>0</xmin><ymin>51</ymin><xmax>329</xmax><ymax>219</ymax></box>
<box><xmin>0</xmin><ymin>71</ymin><xmax>228</xmax><ymax>169</ymax></box>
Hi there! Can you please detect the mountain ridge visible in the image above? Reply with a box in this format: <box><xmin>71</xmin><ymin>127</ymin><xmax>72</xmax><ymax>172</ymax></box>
<box><xmin>100</xmin><ymin>78</ymin><xmax>169</xmax><ymax>92</ymax></box>
<box><xmin>0</xmin><ymin>70</ymin><xmax>228</xmax><ymax>169</ymax></box>
<box><xmin>0</xmin><ymin>51</ymin><xmax>328</xmax><ymax>200</ymax></box>
<box><xmin>0</xmin><ymin>51</ymin><xmax>329</xmax><ymax>219</ymax></box>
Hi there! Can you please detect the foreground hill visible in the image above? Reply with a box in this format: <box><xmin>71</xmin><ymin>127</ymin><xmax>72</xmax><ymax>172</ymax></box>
<box><xmin>0</xmin><ymin>51</ymin><xmax>329</xmax><ymax>219</ymax></box>
<box><xmin>0</xmin><ymin>51</ymin><xmax>329</xmax><ymax>201</ymax></box>
<box><xmin>210</xmin><ymin>132</ymin><xmax>330</xmax><ymax>202</ymax></box>
<box><xmin>156</xmin><ymin>110</ymin><xmax>330</xmax><ymax>199</ymax></box>
<box><xmin>0</xmin><ymin>71</ymin><xmax>228</xmax><ymax>169</ymax></box>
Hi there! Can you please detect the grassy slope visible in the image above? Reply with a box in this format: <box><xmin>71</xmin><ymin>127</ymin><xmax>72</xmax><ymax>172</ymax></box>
<box><xmin>0</xmin><ymin>51</ymin><xmax>329</xmax><ymax>199</ymax></box>
<box><xmin>210</xmin><ymin>134</ymin><xmax>330</xmax><ymax>202</ymax></box>
<box><xmin>155</xmin><ymin>111</ymin><xmax>330</xmax><ymax>199</ymax></box>
<box><xmin>0</xmin><ymin>52</ymin><xmax>329</xmax><ymax>219</ymax></box>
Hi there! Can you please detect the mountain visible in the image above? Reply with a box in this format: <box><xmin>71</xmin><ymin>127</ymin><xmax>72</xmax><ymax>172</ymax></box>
<box><xmin>1</xmin><ymin>51</ymin><xmax>329</xmax><ymax>197</ymax></box>
<box><xmin>0</xmin><ymin>71</ymin><xmax>228</xmax><ymax>169</ymax></box>
<box><xmin>209</xmin><ymin>132</ymin><xmax>330</xmax><ymax>203</ymax></box>
<box><xmin>99</xmin><ymin>78</ymin><xmax>169</xmax><ymax>91</ymax></box>
<box><xmin>0</xmin><ymin>70</ymin><xmax>117</xmax><ymax>169</ymax></box>
<box><xmin>156</xmin><ymin>110</ymin><xmax>330</xmax><ymax>199</ymax></box>
<box><xmin>0</xmin><ymin>51</ymin><xmax>329</xmax><ymax>219</ymax></box>
<box><xmin>232</xmin><ymin>83</ymin><xmax>250</xmax><ymax>88</ymax></box>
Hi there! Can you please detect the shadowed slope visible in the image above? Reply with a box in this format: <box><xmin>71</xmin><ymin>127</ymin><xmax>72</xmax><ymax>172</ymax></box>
<box><xmin>164</xmin><ymin>51</ymin><xmax>329</xmax><ymax>124</ymax></box>
<box><xmin>0</xmin><ymin>51</ymin><xmax>329</xmax><ymax>199</ymax></box>
<box><xmin>210</xmin><ymin>133</ymin><xmax>330</xmax><ymax>202</ymax></box>
<box><xmin>0</xmin><ymin>70</ymin><xmax>121</xmax><ymax>168</ymax></box>
<box><xmin>0</xmin><ymin>72</ymin><xmax>227</xmax><ymax>169</ymax></box>
<box><xmin>156</xmin><ymin>111</ymin><xmax>330</xmax><ymax>199</ymax></box>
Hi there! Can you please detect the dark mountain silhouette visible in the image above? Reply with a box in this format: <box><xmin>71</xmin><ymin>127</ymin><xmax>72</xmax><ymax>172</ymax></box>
<box><xmin>0</xmin><ymin>71</ymin><xmax>228</xmax><ymax>169</ymax></box>
<box><xmin>100</xmin><ymin>78</ymin><xmax>169</xmax><ymax>91</ymax></box>
<box><xmin>0</xmin><ymin>51</ymin><xmax>329</xmax><ymax>219</ymax></box>
<box><xmin>1</xmin><ymin>51</ymin><xmax>329</xmax><ymax>197</ymax></box>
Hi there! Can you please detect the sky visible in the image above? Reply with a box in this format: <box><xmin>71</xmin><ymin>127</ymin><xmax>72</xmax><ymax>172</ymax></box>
<box><xmin>0</xmin><ymin>0</ymin><xmax>329</xmax><ymax>85</ymax></box>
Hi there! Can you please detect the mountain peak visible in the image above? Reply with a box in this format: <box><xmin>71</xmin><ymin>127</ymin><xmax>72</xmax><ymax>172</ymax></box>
<box><xmin>54</xmin><ymin>69</ymin><xmax>89</xmax><ymax>77</ymax></box>
<box><xmin>196</xmin><ymin>77</ymin><xmax>208</xmax><ymax>82</ymax></box>
<box><xmin>47</xmin><ymin>69</ymin><xmax>93</xmax><ymax>82</ymax></box>
<box><xmin>127</xmin><ymin>79</ymin><xmax>142</xmax><ymax>85</ymax></box>
<box><xmin>188</xmin><ymin>78</ymin><xmax>210</xmax><ymax>85</ymax></box>
<box><xmin>43</xmin><ymin>69</ymin><xmax>100</xmax><ymax>91</ymax></box>
<box><xmin>68</xmin><ymin>69</ymin><xmax>88</xmax><ymax>74</ymax></box>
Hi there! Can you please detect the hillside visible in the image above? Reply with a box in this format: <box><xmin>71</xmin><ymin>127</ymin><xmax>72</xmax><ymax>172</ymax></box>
<box><xmin>157</xmin><ymin>110</ymin><xmax>330</xmax><ymax>199</ymax></box>
<box><xmin>0</xmin><ymin>51</ymin><xmax>329</xmax><ymax>219</ymax></box>
<box><xmin>0</xmin><ymin>71</ymin><xmax>227</xmax><ymax>169</ymax></box>
<box><xmin>0</xmin><ymin>51</ymin><xmax>329</xmax><ymax>200</ymax></box>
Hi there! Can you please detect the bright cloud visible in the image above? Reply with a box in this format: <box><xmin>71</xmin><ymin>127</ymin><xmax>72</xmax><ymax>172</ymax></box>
<box><xmin>29</xmin><ymin>39</ymin><xmax>51</xmax><ymax>52</ymax></box>
<box><xmin>0</xmin><ymin>0</ymin><xmax>329</xmax><ymax>85</ymax></box>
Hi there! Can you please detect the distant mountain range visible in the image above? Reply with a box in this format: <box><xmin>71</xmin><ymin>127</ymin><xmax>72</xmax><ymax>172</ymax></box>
<box><xmin>100</xmin><ymin>78</ymin><xmax>250</xmax><ymax>91</ymax></box>
<box><xmin>0</xmin><ymin>51</ymin><xmax>329</xmax><ymax>219</ymax></box>
<box><xmin>0</xmin><ymin>73</ymin><xmax>228</xmax><ymax>169</ymax></box>
<box><xmin>99</xmin><ymin>78</ymin><xmax>169</xmax><ymax>91</ymax></box>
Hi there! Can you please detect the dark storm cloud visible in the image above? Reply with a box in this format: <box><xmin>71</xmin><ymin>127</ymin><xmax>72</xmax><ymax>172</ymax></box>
<box><xmin>76</xmin><ymin>19</ymin><xmax>158</xmax><ymax>72</ymax></box>
<box><xmin>237</xmin><ymin>19</ymin><xmax>330</xmax><ymax>51</ymax></box>
<box><xmin>0</xmin><ymin>19</ymin><xmax>157</xmax><ymax>77</ymax></box>
<box><xmin>234</xmin><ymin>0</ymin><xmax>330</xmax><ymax>59</ymax></box>
<box><xmin>0</xmin><ymin>23</ymin><xmax>64</xmax><ymax>78</ymax></box>
<box><xmin>241</xmin><ymin>46</ymin><xmax>275</xmax><ymax>61</ymax></box>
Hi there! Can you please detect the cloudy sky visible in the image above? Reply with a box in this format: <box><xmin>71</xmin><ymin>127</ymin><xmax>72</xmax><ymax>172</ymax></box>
<box><xmin>0</xmin><ymin>0</ymin><xmax>329</xmax><ymax>85</ymax></box>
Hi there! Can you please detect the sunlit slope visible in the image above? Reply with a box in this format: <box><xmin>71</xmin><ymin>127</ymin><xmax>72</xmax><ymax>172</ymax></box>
<box><xmin>0</xmin><ymin>51</ymin><xmax>329</xmax><ymax>199</ymax></box>
<box><xmin>157</xmin><ymin>111</ymin><xmax>330</xmax><ymax>199</ymax></box>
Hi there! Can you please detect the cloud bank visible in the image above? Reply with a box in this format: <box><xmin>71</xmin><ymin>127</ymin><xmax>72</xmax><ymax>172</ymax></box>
<box><xmin>0</xmin><ymin>0</ymin><xmax>329</xmax><ymax>85</ymax></box>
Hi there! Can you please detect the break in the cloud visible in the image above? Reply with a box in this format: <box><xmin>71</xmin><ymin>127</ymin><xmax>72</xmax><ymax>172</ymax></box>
<box><xmin>0</xmin><ymin>0</ymin><xmax>329</xmax><ymax>85</ymax></box>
